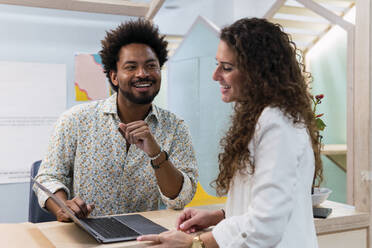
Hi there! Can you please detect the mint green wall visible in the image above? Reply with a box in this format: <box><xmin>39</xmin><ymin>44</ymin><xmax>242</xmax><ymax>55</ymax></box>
<box><xmin>167</xmin><ymin>20</ymin><xmax>230</xmax><ymax>196</ymax></box>
<box><xmin>307</xmin><ymin>26</ymin><xmax>348</xmax><ymax>203</ymax></box>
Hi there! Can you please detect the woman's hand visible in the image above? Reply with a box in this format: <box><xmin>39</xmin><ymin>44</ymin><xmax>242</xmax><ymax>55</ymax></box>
<box><xmin>137</xmin><ymin>230</ymin><xmax>193</xmax><ymax>248</ymax></box>
<box><xmin>177</xmin><ymin>208</ymin><xmax>225</xmax><ymax>233</ymax></box>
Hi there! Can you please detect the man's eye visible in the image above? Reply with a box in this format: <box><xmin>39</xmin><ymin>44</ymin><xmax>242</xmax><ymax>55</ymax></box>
<box><xmin>222</xmin><ymin>67</ymin><xmax>232</xmax><ymax>71</ymax></box>
<box><xmin>147</xmin><ymin>64</ymin><xmax>158</xmax><ymax>70</ymax></box>
<box><xmin>124</xmin><ymin>66</ymin><xmax>136</xmax><ymax>71</ymax></box>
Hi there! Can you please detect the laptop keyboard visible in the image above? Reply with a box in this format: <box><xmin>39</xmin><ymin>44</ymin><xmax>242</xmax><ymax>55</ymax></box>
<box><xmin>83</xmin><ymin>217</ymin><xmax>140</xmax><ymax>239</ymax></box>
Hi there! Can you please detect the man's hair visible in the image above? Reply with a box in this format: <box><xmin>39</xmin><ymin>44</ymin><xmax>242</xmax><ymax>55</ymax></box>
<box><xmin>99</xmin><ymin>19</ymin><xmax>168</xmax><ymax>92</ymax></box>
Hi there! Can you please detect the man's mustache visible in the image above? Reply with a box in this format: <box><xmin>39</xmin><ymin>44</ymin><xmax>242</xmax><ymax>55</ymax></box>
<box><xmin>131</xmin><ymin>77</ymin><xmax>156</xmax><ymax>85</ymax></box>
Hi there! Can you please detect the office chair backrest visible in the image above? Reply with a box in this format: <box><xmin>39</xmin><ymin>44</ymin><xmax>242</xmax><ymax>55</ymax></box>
<box><xmin>28</xmin><ymin>160</ymin><xmax>56</xmax><ymax>223</ymax></box>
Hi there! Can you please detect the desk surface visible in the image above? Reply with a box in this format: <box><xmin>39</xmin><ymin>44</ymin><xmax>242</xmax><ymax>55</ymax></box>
<box><xmin>37</xmin><ymin>209</ymin><xmax>180</xmax><ymax>248</ymax></box>
<box><xmin>1</xmin><ymin>201</ymin><xmax>369</xmax><ymax>247</ymax></box>
<box><xmin>0</xmin><ymin>222</ymin><xmax>54</xmax><ymax>248</ymax></box>
<box><xmin>315</xmin><ymin>200</ymin><xmax>369</xmax><ymax>234</ymax></box>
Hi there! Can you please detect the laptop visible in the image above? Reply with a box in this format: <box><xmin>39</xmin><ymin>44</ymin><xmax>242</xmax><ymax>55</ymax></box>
<box><xmin>32</xmin><ymin>178</ymin><xmax>168</xmax><ymax>243</ymax></box>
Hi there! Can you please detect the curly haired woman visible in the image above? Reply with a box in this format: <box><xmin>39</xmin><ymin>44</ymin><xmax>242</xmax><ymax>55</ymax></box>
<box><xmin>138</xmin><ymin>17</ymin><xmax>323</xmax><ymax>248</ymax></box>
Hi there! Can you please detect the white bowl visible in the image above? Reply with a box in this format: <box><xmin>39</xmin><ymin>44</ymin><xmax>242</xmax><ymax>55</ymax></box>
<box><xmin>312</xmin><ymin>187</ymin><xmax>332</xmax><ymax>206</ymax></box>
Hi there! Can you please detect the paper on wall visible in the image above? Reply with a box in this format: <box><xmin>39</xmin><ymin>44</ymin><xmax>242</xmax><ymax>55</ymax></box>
<box><xmin>0</xmin><ymin>61</ymin><xmax>66</xmax><ymax>184</ymax></box>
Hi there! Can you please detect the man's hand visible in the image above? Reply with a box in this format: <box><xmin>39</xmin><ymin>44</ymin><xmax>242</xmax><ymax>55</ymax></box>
<box><xmin>46</xmin><ymin>190</ymin><xmax>95</xmax><ymax>222</ymax></box>
<box><xmin>118</xmin><ymin>121</ymin><xmax>184</xmax><ymax>200</ymax></box>
<box><xmin>55</xmin><ymin>196</ymin><xmax>95</xmax><ymax>222</ymax></box>
<box><xmin>118</xmin><ymin>121</ymin><xmax>160</xmax><ymax>157</ymax></box>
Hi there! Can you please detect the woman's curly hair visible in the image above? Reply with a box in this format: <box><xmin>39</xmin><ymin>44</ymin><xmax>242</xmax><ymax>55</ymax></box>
<box><xmin>214</xmin><ymin>18</ymin><xmax>323</xmax><ymax>196</ymax></box>
<box><xmin>99</xmin><ymin>18</ymin><xmax>168</xmax><ymax>92</ymax></box>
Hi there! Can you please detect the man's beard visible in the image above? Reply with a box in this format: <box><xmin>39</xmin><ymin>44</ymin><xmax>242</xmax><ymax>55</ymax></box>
<box><xmin>118</xmin><ymin>78</ymin><xmax>159</xmax><ymax>105</ymax></box>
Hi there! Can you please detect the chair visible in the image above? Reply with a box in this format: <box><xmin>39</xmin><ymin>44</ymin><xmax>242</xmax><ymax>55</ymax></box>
<box><xmin>28</xmin><ymin>160</ymin><xmax>56</xmax><ymax>223</ymax></box>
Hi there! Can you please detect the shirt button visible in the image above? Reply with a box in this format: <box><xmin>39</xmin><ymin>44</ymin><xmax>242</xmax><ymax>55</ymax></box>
<box><xmin>241</xmin><ymin>232</ymin><xmax>247</xmax><ymax>238</ymax></box>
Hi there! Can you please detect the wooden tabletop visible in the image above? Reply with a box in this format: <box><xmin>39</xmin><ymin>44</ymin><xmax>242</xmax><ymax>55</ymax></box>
<box><xmin>35</xmin><ymin>209</ymin><xmax>181</xmax><ymax>248</ymax></box>
<box><xmin>0</xmin><ymin>222</ymin><xmax>54</xmax><ymax>248</ymax></box>
<box><xmin>1</xmin><ymin>201</ymin><xmax>369</xmax><ymax>247</ymax></box>
<box><xmin>314</xmin><ymin>200</ymin><xmax>369</xmax><ymax>235</ymax></box>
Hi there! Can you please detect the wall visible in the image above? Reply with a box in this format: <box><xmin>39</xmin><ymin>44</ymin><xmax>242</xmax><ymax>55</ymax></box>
<box><xmin>306</xmin><ymin>7</ymin><xmax>355</xmax><ymax>203</ymax></box>
<box><xmin>167</xmin><ymin>19</ymin><xmax>236</xmax><ymax>197</ymax></box>
<box><xmin>168</xmin><ymin>56</ymin><xmax>233</xmax><ymax>196</ymax></box>
<box><xmin>306</xmin><ymin>8</ymin><xmax>355</xmax><ymax>203</ymax></box>
<box><xmin>0</xmin><ymin>4</ymin><xmax>129</xmax><ymax>223</ymax></box>
<box><xmin>307</xmin><ymin>28</ymin><xmax>347</xmax><ymax>203</ymax></box>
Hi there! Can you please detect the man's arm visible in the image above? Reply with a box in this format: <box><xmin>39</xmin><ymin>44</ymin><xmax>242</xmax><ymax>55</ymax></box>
<box><xmin>149</xmin><ymin>149</ymin><xmax>184</xmax><ymax>199</ymax></box>
<box><xmin>45</xmin><ymin>189</ymin><xmax>95</xmax><ymax>222</ymax></box>
<box><xmin>119</xmin><ymin>121</ymin><xmax>185</xmax><ymax>199</ymax></box>
<box><xmin>119</xmin><ymin>120</ymin><xmax>197</xmax><ymax>201</ymax></box>
<box><xmin>34</xmin><ymin>108</ymin><xmax>90</xmax><ymax>221</ymax></box>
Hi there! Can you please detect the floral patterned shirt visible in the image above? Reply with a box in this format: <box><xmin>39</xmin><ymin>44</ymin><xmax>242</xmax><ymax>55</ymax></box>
<box><xmin>34</xmin><ymin>93</ymin><xmax>198</xmax><ymax>216</ymax></box>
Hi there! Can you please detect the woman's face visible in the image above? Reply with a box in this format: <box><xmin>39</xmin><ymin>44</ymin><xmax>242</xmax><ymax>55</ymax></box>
<box><xmin>212</xmin><ymin>40</ymin><xmax>246</xmax><ymax>103</ymax></box>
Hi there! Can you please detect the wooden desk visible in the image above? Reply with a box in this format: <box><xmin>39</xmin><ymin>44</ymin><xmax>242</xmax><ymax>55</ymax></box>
<box><xmin>0</xmin><ymin>222</ymin><xmax>55</xmax><ymax>248</ymax></box>
<box><xmin>1</xmin><ymin>201</ymin><xmax>369</xmax><ymax>248</ymax></box>
<box><xmin>315</xmin><ymin>201</ymin><xmax>369</xmax><ymax>248</ymax></box>
<box><xmin>36</xmin><ymin>209</ymin><xmax>181</xmax><ymax>248</ymax></box>
<box><xmin>315</xmin><ymin>200</ymin><xmax>369</xmax><ymax>234</ymax></box>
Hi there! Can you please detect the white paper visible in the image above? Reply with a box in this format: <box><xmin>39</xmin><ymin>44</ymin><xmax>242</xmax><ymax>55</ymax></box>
<box><xmin>0</xmin><ymin>61</ymin><xmax>66</xmax><ymax>184</ymax></box>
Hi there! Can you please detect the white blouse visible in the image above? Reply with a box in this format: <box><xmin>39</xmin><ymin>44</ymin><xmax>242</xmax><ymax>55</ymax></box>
<box><xmin>212</xmin><ymin>107</ymin><xmax>318</xmax><ymax>248</ymax></box>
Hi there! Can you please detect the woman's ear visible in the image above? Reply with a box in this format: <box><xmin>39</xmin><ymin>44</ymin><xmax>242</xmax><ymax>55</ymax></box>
<box><xmin>110</xmin><ymin>70</ymin><xmax>118</xmax><ymax>86</ymax></box>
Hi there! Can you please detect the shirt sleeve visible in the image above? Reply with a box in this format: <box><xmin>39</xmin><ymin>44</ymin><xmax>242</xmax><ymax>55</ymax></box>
<box><xmin>159</xmin><ymin>120</ymin><xmax>198</xmax><ymax>209</ymax></box>
<box><xmin>33</xmin><ymin>109</ymin><xmax>77</xmax><ymax>208</ymax></box>
<box><xmin>212</xmin><ymin>109</ymin><xmax>307</xmax><ymax>247</ymax></box>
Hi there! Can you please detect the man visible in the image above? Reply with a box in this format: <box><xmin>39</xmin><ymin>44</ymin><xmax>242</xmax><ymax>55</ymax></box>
<box><xmin>34</xmin><ymin>19</ymin><xmax>198</xmax><ymax>222</ymax></box>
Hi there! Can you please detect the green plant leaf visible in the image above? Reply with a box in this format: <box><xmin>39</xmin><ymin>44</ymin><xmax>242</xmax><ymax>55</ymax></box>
<box><xmin>316</xmin><ymin>118</ymin><xmax>326</xmax><ymax>131</ymax></box>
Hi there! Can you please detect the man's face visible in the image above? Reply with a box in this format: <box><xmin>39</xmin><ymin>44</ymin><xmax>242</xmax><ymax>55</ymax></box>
<box><xmin>111</xmin><ymin>43</ymin><xmax>161</xmax><ymax>105</ymax></box>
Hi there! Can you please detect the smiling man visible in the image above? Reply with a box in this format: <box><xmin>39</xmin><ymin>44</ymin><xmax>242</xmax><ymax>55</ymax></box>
<box><xmin>34</xmin><ymin>19</ymin><xmax>198</xmax><ymax>221</ymax></box>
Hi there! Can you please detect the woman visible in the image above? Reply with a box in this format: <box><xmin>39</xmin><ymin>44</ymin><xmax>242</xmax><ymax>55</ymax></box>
<box><xmin>138</xmin><ymin>17</ymin><xmax>323</xmax><ymax>248</ymax></box>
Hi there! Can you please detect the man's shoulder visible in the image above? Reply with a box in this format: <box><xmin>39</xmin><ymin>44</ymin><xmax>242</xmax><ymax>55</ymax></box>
<box><xmin>153</xmin><ymin>105</ymin><xmax>183</xmax><ymax>123</ymax></box>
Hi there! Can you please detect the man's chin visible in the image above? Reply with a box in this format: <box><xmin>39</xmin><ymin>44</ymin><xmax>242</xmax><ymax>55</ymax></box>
<box><xmin>119</xmin><ymin>88</ymin><xmax>159</xmax><ymax>105</ymax></box>
<box><xmin>131</xmin><ymin>97</ymin><xmax>155</xmax><ymax>105</ymax></box>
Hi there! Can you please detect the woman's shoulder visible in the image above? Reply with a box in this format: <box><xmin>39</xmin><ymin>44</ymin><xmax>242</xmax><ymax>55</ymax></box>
<box><xmin>256</xmin><ymin>107</ymin><xmax>306</xmax><ymax>135</ymax></box>
<box><xmin>258</xmin><ymin>107</ymin><xmax>291</xmax><ymax>125</ymax></box>
<box><xmin>254</xmin><ymin>107</ymin><xmax>310</xmax><ymax>158</ymax></box>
